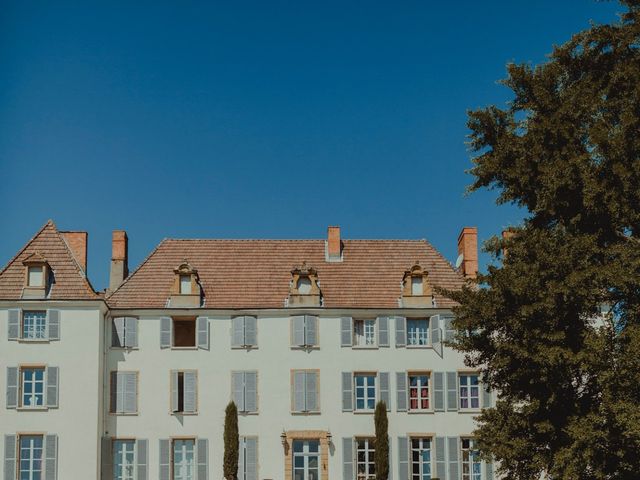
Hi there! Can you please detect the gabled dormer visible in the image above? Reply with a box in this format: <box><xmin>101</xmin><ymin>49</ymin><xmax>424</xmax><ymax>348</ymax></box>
<box><xmin>287</xmin><ymin>262</ymin><xmax>322</xmax><ymax>307</ymax></box>
<box><xmin>168</xmin><ymin>260</ymin><xmax>202</xmax><ymax>308</ymax></box>
<box><xmin>400</xmin><ymin>261</ymin><xmax>433</xmax><ymax>307</ymax></box>
<box><xmin>21</xmin><ymin>252</ymin><xmax>50</xmax><ymax>299</ymax></box>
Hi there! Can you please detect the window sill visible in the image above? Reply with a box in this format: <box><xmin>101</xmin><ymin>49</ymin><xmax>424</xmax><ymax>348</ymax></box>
<box><xmin>290</xmin><ymin>345</ymin><xmax>320</xmax><ymax>350</ymax></box>
<box><xmin>16</xmin><ymin>406</ymin><xmax>48</xmax><ymax>411</ymax></box>
<box><xmin>17</xmin><ymin>339</ymin><xmax>51</xmax><ymax>344</ymax></box>
<box><xmin>171</xmin><ymin>411</ymin><xmax>198</xmax><ymax>416</ymax></box>
<box><xmin>170</xmin><ymin>346</ymin><xmax>198</xmax><ymax>350</ymax></box>
<box><xmin>109</xmin><ymin>412</ymin><xmax>139</xmax><ymax>416</ymax></box>
<box><xmin>407</xmin><ymin>409</ymin><xmax>434</xmax><ymax>414</ymax></box>
<box><xmin>406</xmin><ymin>345</ymin><xmax>432</xmax><ymax>349</ymax></box>
<box><xmin>110</xmin><ymin>346</ymin><xmax>139</xmax><ymax>351</ymax></box>
<box><xmin>353</xmin><ymin>410</ymin><xmax>375</xmax><ymax>414</ymax></box>
<box><xmin>231</xmin><ymin>345</ymin><xmax>258</xmax><ymax>350</ymax></box>
<box><xmin>238</xmin><ymin>410</ymin><xmax>259</xmax><ymax>416</ymax></box>
<box><xmin>291</xmin><ymin>411</ymin><xmax>321</xmax><ymax>415</ymax></box>
<box><xmin>458</xmin><ymin>408</ymin><xmax>481</xmax><ymax>414</ymax></box>
<box><xmin>352</xmin><ymin>345</ymin><xmax>378</xmax><ymax>350</ymax></box>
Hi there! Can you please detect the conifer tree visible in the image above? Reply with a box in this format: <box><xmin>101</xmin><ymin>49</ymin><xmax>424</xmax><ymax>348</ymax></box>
<box><xmin>223</xmin><ymin>401</ymin><xmax>239</xmax><ymax>480</ymax></box>
<box><xmin>374</xmin><ymin>401</ymin><xmax>389</xmax><ymax>480</ymax></box>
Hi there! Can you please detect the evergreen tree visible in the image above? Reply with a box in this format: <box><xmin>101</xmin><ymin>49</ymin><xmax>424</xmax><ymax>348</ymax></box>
<box><xmin>374</xmin><ymin>401</ymin><xmax>389</xmax><ymax>480</ymax></box>
<box><xmin>448</xmin><ymin>2</ymin><xmax>640</xmax><ymax>479</ymax></box>
<box><xmin>223</xmin><ymin>401</ymin><xmax>239</xmax><ymax>480</ymax></box>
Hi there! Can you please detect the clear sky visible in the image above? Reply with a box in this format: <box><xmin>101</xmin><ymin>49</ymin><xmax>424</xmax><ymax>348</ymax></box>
<box><xmin>0</xmin><ymin>1</ymin><xmax>624</xmax><ymax>292</ymax></box>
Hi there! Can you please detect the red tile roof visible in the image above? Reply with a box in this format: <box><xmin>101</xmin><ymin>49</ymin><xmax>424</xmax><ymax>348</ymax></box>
<box><xmin>0</xmin><ymin>221</ymin><xmax>98</xmax><ymax>300</ymax></box>
<box><xmin>107</xmin><ymin>238</ymin><xmax>465</xmax><ymax>309</ymax></box>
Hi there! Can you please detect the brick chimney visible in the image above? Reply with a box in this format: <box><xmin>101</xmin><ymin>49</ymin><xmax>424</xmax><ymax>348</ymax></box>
<box><xmin>61</xmin><ymin>231</ymin><xmax>88</xmax><ymax>273</ymax></box>
<box><xmin>457</xmin><ymin>227</ymin><xmax>478</xmax><ymax>279</ymax></box>
<box><xmin>326</xmin><ymin>226</ymin><xmax>342</xmax><ymax>262</ymax></box>
<box><xmin>109</xmin><ymin>230</ymin><xmax>128</xmax><ymax>293</ymax></box>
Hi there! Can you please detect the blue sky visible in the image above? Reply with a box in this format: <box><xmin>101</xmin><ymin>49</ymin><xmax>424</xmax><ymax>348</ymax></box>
<box><xmin>0</xmin><ymin>1</ymin><xmax>624</xmax><ymax>291</ymax></box>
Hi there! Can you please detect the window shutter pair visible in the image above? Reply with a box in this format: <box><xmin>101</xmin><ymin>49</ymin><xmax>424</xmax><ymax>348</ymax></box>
<box><xmin>171</xmin><ymin>371</ymin><xmax>197</xmax><ymax>413</ymax></box>
<box><xmin>238</xmin><ymin>437</ymin><xmax>258</xmax><ymax>480</ymax></box>
<box><xmin>232</xmin><ymin>371</ymin><xmax>258</xmax><ymax>413</ymax></box>
<box><xmin>110</xmin><ymin>372</ymin><xmax>137</xmax><ymax>414</ymax></box>
<box><xmin>291</xmin><ymin>315</ymin><xmax>318</xmax><ymax>347</ymax></box>
<box><xmin>7</xmin><ymin>309</ymin><xmax>59</xmax><ymax>341</ymax></box>
<box><xmin>231</xmin><ymin>316</ymin><xmax>258</xmax><ymax>347</ymax></box>
<box><xmin>341</xmin><ymin>372</ymin><xmax>388</xmax><ymax>411</ymax></box>
<box><xmin>112</xmin><ymin>317</ymin><xmax>138</xmax><ymax>348</ymax></box>
<box><xmin>5</xmin><ymin>434</ymin><xmax>58</xmax><ymax>480</ymax></box>
<box><xmin>5</xmin><ymin>366</ymin><xmax>59</xmax><ymax>409</ymax></box>
<box><xmin>395</xmin><ymin>316</ymin><xmax>407</xmax><ymax>346</ymax></box>
<box><xmin>431</xmin><ymin>371</ymin><xmax>463</xmax><ymax>411</ymax></box>
<box><xmin>159</xmin><ymin>439</ymin><xmax>207</xmax><ymax>480</ymax></box>
<box><xmin>160</xmin><ymin>317</ymin><xmax>209</xmax><ymax>349</ymax></box>
<box><xmin>100</xmin><ymin>438</ymin><xmax>148</xmax><ymax>480</ymax></box>
<box><xmin>292</xmin><ymin>370</ymin><xmax>318</xmax><ymax>412</ymax></box>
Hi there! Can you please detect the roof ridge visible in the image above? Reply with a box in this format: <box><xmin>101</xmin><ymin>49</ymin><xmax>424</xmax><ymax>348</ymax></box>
<box><xmin>160</xmin><ymin>238</ymin><xmax>429</xmax><ymax>242</ymax></box>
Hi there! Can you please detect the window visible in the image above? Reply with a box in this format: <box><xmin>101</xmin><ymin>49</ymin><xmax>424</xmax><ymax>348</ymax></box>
<box><xmin>354</xmin><ymin>374</ymin><xmax>376</xmax><ymax>411</ymax></box>
<box><xmin>232</xmin><ymin>371</ymin><xmax>258</xmax><ymax>413</ymax></box>
<box><xmin>459</xmin><ymin>375</ymin><xmax>480</xmax><ymax>409</ymax></box>
<box><xmin>292</xmin><ymin>370</ymin><xmax>319</xmax><ymax>413</ymax></box>
<box><xmin>21</xmin><ymin>368</ymin><xmax>45</xmax><ymax>408</ymax></box>
<box><xmin>411</xmin><ymin>276</ymin><xmax>423</xmax><ymax>295</ymax></box>
<box><xmin>19</xmin><ymin>435</ymin><xmax>43</xmax><ymax>480</ymax></box>
<box><xmin>113</xmin><ymin>440</ymin><xmax>136</xmax><ymax>480</ymax></box>
<box><xmin>231</xmin><ymin>316</ymin><xmax>258</xmax><ymax>348</ymax></box>
<box><xmin>297</xmin><ymin>276</ymin><xmax>312</xmax><ymax>294</ymax></box>
<box><xmin>179</xmin><ymin>275</ymin><xmax>192</xmax><ymax>294</ymax></box>
<box><xmin>354</xmin><ymin>319</ymin><xmax>376</xmax><ymax>347</ymax></box>
<box><xmin>410</xmin><ymin>438</ymin><xmax>432</xmax><ymax>480</ymax></box>
<box><xmin>172</xmin><ymin>439</ymin><xmax>195</xmax><ymax>480</ymax></box>
<box><xmin>292</xmin><ymin>440</ymin><xmax>319</xmax><ymax>480</ymax></box>
<box><xmin>291</xmin><ymin>315</ymin><xmax>318</xmax><ymax>347</ymax></box>
<box><xmin>238</xmin><ymin>437</ymin><xmax>258</xmax><ymax>480</ymax></box>
<box><xmin>409</xmin><ymin>374</ymin><xmax>430</xmax><ymax>410</ymax></box>
<box><xmin>110</xmin><ymin>372</ymin><xmax>138</xmax><ymax>414</ymax></box>
<box><xmin>356</xmin><ymin>438</ymin><xmax>375</xmax><ymax>480</ymax></box>
<box><xmin>171</xmin><ymin>371</ymin><xmax>197</xmax><ymax>414</ymax></box>
<box><xmin>27</xmin><ymin>266</ymin><xmax>44</xmax><ymax>287</ymax></box>
<box><xmin>173</xmin><ymin>318</ymin><xmax>196</xmax><ymax>347</ymax></box>
<box><xmin>407</xmin><ymin>319</ymin><xmax>428</xmax><ymax>346</ymax></box>
<box><xmin>22</xmin><ymin>311</ymin><xmax>46</xmax><ymax>340</ymax></box>
<box><xmin>461</xmin><ymin>438</ymin><xmax>481</xmax><ymax>480</ymax></box>
<box><xmin>112</xmin><ymin>317</ymin><xmax>138</xmax><ymax>348</ymax></box>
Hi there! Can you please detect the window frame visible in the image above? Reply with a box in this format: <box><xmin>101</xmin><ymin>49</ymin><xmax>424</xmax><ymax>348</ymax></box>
<box><xmin>112</xmin><ymin>438</ymin><xmax>137</xmax><ymax>480</ymax></box>
<box><xmin>18</xmin><ymin>434</ymin><xmax>44</xmax><ymax>480</ymax></box>
<box><xmin>406</xmin><ymin>318</ymin><xmax>430</xmax><ymax>347</ymax></box>
<box><xmin>290</xmin><ymin>369</ymin><xmax>320</xmax><ymax>414</ymax></box>
<box><xmin>19</xmin><ymin>366</ymin><xmax>46</xmax><ymax>409</ymax></box>
<box><xmin>172</xmin><ymin>317</ymin><xmax>197</xmax><ymax>349</ymax></box>
<box><xmin>21</xmin><ymin>311</ymin><xmax>47</xmax><ymax>341</ymax></box>
<box><xmin>353</xmin><ymin>319</ymin><xmax>377</xmax><ymax>348</ymax></box>
<box><xmin>355</xmin><ymin>437</ymin><xmax>376</xmax><ymax>480</ymax></box>
<box><xmin>109</xmin><ymin>371</ymin><xmax>139</xmax><ymax>415</ymax></box>
<box><xmin>410</xmin><ymin>437</ymin><xmax>433</xmax><ymax>480</ymax></box>
<box><xmin>170</xmin><ymin>370</ymin><xmax>198</xmax><ymax>415</ymax></box>
<box><xmin>408</xmin><ymin>372</ymin><xmax>431</xmax><ymax>412</ymax></box>
<box><xmin>171</xmin><ymin>438</ymin><xmax>196</xmax><ymax>480</ymax></box>
<box><xmin>459</xmin><ymin>374</ymin><xmax>481</xmax><ymax>411</ymax></box>
<box><xmin>461</xmin><ymin>438</ymin><xmax>482</xmax><ymax>480</ymax></box>
<box><xmin>354</xmin><ymin>373</ymin><xmax>377</xmax><ymax>412</ymax></box>
<box><xmin>27</xmin><ymin>265</ymin><xmax>44</xmax><ymax>287</ymax></box>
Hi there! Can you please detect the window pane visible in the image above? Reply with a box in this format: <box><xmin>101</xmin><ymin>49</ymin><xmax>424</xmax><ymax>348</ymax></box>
<box><xmin>28</xmin><ymin>266</ymin><xmax>44</xmax><ymax>287</ymax></box>
<box><xmin>179</xmin><ymin>275</ymin><xmax>192</xmax><ymax>294</ymax></box>
<box><xmin>411</xmin><ymin>276</ymin><xmax>423</xmax><ymax>295</ymax></box>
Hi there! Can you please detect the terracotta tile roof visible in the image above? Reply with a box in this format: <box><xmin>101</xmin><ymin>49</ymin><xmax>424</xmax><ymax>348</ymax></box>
<box><xmin>0</xmin><ymin>220</ymin><xmax>98</xmax><ymax>300</ymax></box>
<box><xmin>107</xmin><ymin>238</ymin><xmax>465</xmax><ymax>309</ymax></box>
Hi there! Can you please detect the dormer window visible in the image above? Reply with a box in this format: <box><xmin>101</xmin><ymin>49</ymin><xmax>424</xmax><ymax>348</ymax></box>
<box><xmin>27</xmin><ymin>266</ymin><xmax>44</xmax><ymax>287</ymax></box>
<box><xmin>411</xmin><ymin>276</ymin><xmax>423</xmax><ymax>296</ymax></box>
<box><xmin>297</xmin><ymin>276</ymin><xmax>312</xmax><ymax>294</ymax></box>
<box><xmin>21</xmin><ymin>252</ymin><xmax>49</xmax><ymax>299</ymax></box>
<box><xmin>288</xmin><ymin>262</ymin><xmax>322</xmax><ymax>307</ymax></box>
<box><xmin>179</xmin><ymin>275</ymin><xmax>192</xmax><ymax>294</ymax></box>
<box><xmin>169</xmin><ymin>260</ymin><xmax>202</xmax><ymax>308</ymax></box>
<box><xmin>400</xmin><ymin>262</ymin><xmax>433</xmax><ymax>308</ymax></box>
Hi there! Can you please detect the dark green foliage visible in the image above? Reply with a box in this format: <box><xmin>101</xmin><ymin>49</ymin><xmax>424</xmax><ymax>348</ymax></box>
<box><xmin>448</xmin><ymin>2</ymin><xmax>640</xmax><ymax>478</ymax></box>
<box><xmin>374</xmin><ymin>401</ymin><xmax>389</xmax><ymax>480</ymax></box>
<box><xmin>223</xmin><ymin>401</ymin><xmax>239</xmax><ymax>480</ymax></box>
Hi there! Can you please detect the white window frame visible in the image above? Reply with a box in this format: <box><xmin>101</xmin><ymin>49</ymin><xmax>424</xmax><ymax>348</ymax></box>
<box><xmin>411</xmin><ymin>276</ymin><xmax>423</xmax><ymax>295</ymax></box>
<box><xmin>410</xmin><ymin>437</ymin><xmax>432</xmax><ymax>480</ymax></box>
<box><xmin>27</xmin><ymin>266</ymin><xmax>44</xmax><ymax>287</ymax></box>
<box><xmin>407</xmin><ymin>319</ymin><xmax>429</xmax><ymax>347</ymax></box>
<box><xmin>179</xmin><ymin>275</ymin><xmax>192</xmax><ymax>295</ymax></box>
<box><xmin>113</xmin><ymin>439</ymin><xmax>137</xmax><ymax>480</ymax></box>
<box><xmin>356</xmin><ymin>438</ymin><xmax>375</xmax><ymax>480</ymax></box>
<box><xmin>172</xmin><ymin>438</ymin><xmax>195</xmax><ymax>480</ymax></box>
<box><xmin>21</xmin><ymin>367</ymin><xmax>45</xmax><ymax>408</ymax></box>
<box><xmin>354</xmin><ymin>373</ymin><xmax>376</xmax><ymax>411</ymax></box>
<box><xmin>292</xmin><ymin>439</ymin><xmax>320</xmax><ymax>480</ymax></box>
<box><xmin>459</xmin><ymin>374</ymin><xmax>480</xmax><ymax>410</ymax></box>
<box><xmin>408</xmin><ymin>374</ymin><xmax>430</xmax><ymax>411</ymax></box>
<box><xmin>353</xmin><ymin>319</ymin><xmax>376</xmax><ymax>347</ymax></box>
<box><xmin>461</xmin><ymin>438</ymin><xmax>482</xmax><ymax>480</ymax></box>
<box><xmin>19</xmin><ymin>435</ymin><xmax>44</xmax><ymax>480</ymax></box>
<box><xmin>22</xmin><ymin>311</ymin><xmax>47</xmax><ymax>340</ymax></box>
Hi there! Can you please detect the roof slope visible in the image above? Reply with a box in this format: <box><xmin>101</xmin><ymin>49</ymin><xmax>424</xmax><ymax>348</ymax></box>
<box><xmin>0</xmin><ymin>220</ymin><xmax>98</xmax><ymax>300</ymax></box>
<box><xmin>107</xmin><ymin>238</ymin><xmax>465</xmax><ymax>309</ymax></box>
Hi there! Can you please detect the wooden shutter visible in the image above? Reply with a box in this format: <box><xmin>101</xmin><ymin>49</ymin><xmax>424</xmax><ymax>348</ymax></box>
<box><xmin>44</xmin><ymin>434</ymin><xmax>58</xmax><ymax>480</ymax></box>
<box><xmin>6</xmin><ymin>367</ymin><xmax>18</xmax><ymax>408</ymax></box>
<box><xmin>446</xmin><ymin>372</ymin><xmax>458</xmax><ymax>411</ymax></box>
<box><xmin>433</xmin><ymin>372</ymin><xmax>445</xmax><ymax>412</ymax></box>
<box><xmin>245</xmin><ymin>372</ymin><xmax>258</xmax><ymax>413</ymax></box>
<box><xmin>245</xmin><ymin>437</ymin><xmax>258</xmax><ymax>480</ymax></box>
<box><xmin>184</xmin><ymin>371</ymin><xmax>197</xmax><ymax>413</ymax></box>
<box><xmin>231</xmin><ymin>316</ymin><xmax>245</xmax><ymax>347</ymax></box>
<box><xmin>340</xmin><ymin>317</ymin><xmax>353</xmax><ymax>347</ymax></box>
<box><xmin>342</xmin><ymin>438</ymin><xmax>353</xmax><ymax>480</ymax></box>
<box><xmin>378</xmin><ymin>316</ymin><xmax>389</xmax><ymax>347</ymax></box>
<box><xmin>159</xmin><ymin>439</ymin><xmax>170</xmax><ymax>480</ymax></box>
<box><xmin>305</xmin><ymin>315</ymin><xmax>318</xmax><ymax>346</ymax></box>
<box><xmin>397</xmin><ymin>437</ymin><xmax>409</xmax><ymax>480</ymax></box>
<box><xmin>125</xmin><ymin>317</ymin><xmax>138</xmax><ymax>348</ymax></box>
<box><xmin>395</xmin><ymin>316</ymin><xmax>406</xmax><ymax>347</ymax></box>
<box><xmin>435</xmin><ymin>437</ymin><xmax>447</xmax><ymax>480</ymax></box>
<box><xmin>112</xmin><ymin>317</ymin><xmax>125</xmax><ymax>347</ymax></box>
<box><xmin>7</xmin><ymin>309</ymin><xmax>20</xmax><ymax>340</ymax></box>
<box><xmin>293</xmin><ymin>371</ymin><xmax>306</xmax><ymax>412</ymax></box>
<box><xmin>379</xmin><ymin>372</ymin><xmax>390</xmax><ymax>411</ymax></box>
<box><xmin>160</xmin><ymin>317</ymin><xmax>172</xmax><ymax>348</ymax></box>
<box><xmin>245</xmin><ymin>316</ymin><xmax>257</xmax><ymax>347</ymax></box>
<box><xmin>4</xmin><ymin>434</ymin><xmax>16</xmax><ymax>480</ymax></box>
<box><xmin>46</xmin><ymin>367</ymin><xmax>59</xmax><ymax>408</ymax></box>
<box><xmin>232</xmin><ymin>372</ymin><xmax>245</xmax><ymax>411</ymax></box>
<box><xmin>197</xmin><ymin>438</ymin><xmax>208</xmax><ymax>480</ymax></box>
<box><xmin>197</xmin><ymin>317</ymin><xmax>209</xmax><ymax>350</ymax></box>
<box><xmin>341</xmin><ymin>372</ymin><xmax>353</xmax><ymax>411</ymax></box>
<box><xmin>124</xmin><ymin>373</ymin><xmax>137</xmax><ymax>413</ymax></box>
<box><xmin>101</xmin><ymin>437</ymin><xmax>112</xmax><ymax>480</ymax></box>
<box><xmin>171</xmin><ymin>372</ymin><xmax>179</xmax><ymax>412</ymax></box>
<box><xmin>447</xmin><ymin>437</ymin><xmax>459</xmax><ymax>480</ymax></box>
<box><xmin>305</xmin><ymin>371</ymin><xmax>318</xmax><ymax>412</ymax></box>
<box><xmin>482</xmin><ymin>382</ymin><xmax>493</xmax><ymax>408</ymax></box>
<box><xmin>47</xmin><ymin>310</ymin><xmax>60</xmax><ymax>341</ymax></box>
<box><xmin>396</xmin><ymin>372</ymin><xmax>407</xmax><ymax>412</ymax></box>
<box><xmin>136</xmin><ymin>439</ymin><xmax>148</xmax><ymax>480</ymax></box>
<box><xmin>292</xmin><ymin>316</ymin><xmax>305</xmax><ymax>346</ymax></box>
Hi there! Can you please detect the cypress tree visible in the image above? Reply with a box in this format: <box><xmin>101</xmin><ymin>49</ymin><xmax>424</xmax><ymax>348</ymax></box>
<box><xmin>223</xmin><ymin>401</ymin><xmax>239</xmax><ymax>480</ymax></box>
<box><xmin>374</xmin><ymin>401</ymin><xmax>389</xmax><ymax>480</ymax></box>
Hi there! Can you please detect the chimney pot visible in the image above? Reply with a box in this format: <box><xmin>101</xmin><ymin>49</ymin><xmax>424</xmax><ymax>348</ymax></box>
<box><xmin>61</xmin><ymin>231</ymin><xmax>88</xmax><ymax>273</ymax></box>
<box><xmin>109</xmin><ymin>230</ymin><xmax>129</xmax><ymax>293</ymax></box>
<box><xmin>457</xmin><ymin>227</ymin><xmax>478</xmax><ymax>279</ymax></box>
<box><xmin>327</xmin><ymin>226</ymin><xmax>342</xmax><ymax>262</ymax></box>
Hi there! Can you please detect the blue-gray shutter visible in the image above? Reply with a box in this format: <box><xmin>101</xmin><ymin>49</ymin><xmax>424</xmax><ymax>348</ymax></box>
<box><xmin>446</xmin><ymin>372</ymin><xmax>458</xmax><ymax>411</ymax></box>
<box><xmin>305</xmin><ymin>315</ymin><xmax>318</xmax><ymax>346</ymax></box>
<box><xmin>7</xmin><ymin>309</ymin><xmax>20</xmax><ymax>340</ymax></box>
<box><xmin>197</xmin><ymin>317</ymin><xmax>209</xmax><ymax>350</ymax></box>
<box><xmin>292</xmin><ymin>316</ymin><xmax>305</xmax><ymax>346</ymax></box>
<box><xmin>293</xmin><ymin>371</ymin><xmax>306</xmax><ymax>412</ymax></box>
<box><xmin>245</xmin><ymin>372</ymin><xmax>258</xmax><ymax>413</ymax></box>
<box><xmin>245</xmin><ymin>316</ymin><xmax>257</xmax><ymax>347</ymax></box>
<box><xmin>245</xmin><ymin>437</ymin><xmax>258</xmax><ymax>480</ymax></box>
<box><xmin>136</xmin><ymin>439</ymin><xmax>148</xmax><ymax>480</ymax></box>
<box><xmin>44</xmin><ymin>434</ymin><xmax>57</xmax><ymax>480</ymax></box>
<box><xmin>101</xmin><ymin>437</ymin><xmax>112</xmax><ymax>480</ymax></box>
<box><xmin>485</xmin><ymin>461</ymin><xmax>494</xmax><ymax>480</ymax></box>
<box><xmin>160</xmin><ymin>317</ymin><xmax>172</xmax><ymax>348</ymax></box>
<box><xmin>232</xmin><ymin>316</ymin><xmax>245</xmax><ymax>347</ymax></box>
<box><xmin>112</xmin><ymin>317</ymin><xmax>125</xmax><ymax>347</ymax></box>
<box><xmin>340</xmin><ymin>317</ymin><xmax>353</xmax><ymax>347</ymax></box>
<box><xmin>435</xmin><ymin>437</ymin><xmax>447</xmax><ymax>480</ymax></box>
<box><xmin>395</xmin><ymin>316</ymin><xmax>406</xmax><ymax>347</ymax></box>
<box><xmin>238</xmin><ymin>438</ymin><xmax>245</xmax><ymax>480</ymax></box>
<box><xmin>47</xmin><ymin>310</ymin><xmax>60</xmax><ymax>341</ymax></box>
<box><xmin>46</xmin><ymin>367</ymin><xmax>59</xmax><ymax>408</ymax></box>
<box><xmin>396</xmin><ymin>372</ymin><xmax>407</xmax><ymax>412</ymax></box>
<box><xmin>171</xmin><ymin>372</ymin><xmax>179</xmax><ymax>412</ymax></box>
<box><xmin>124</xmin><ymin>372</ymin><xmax>137</xmax><ymax>413</ymax></box>
<box><xmin>197</xmin><ymin>438</ymin><xmax>208</xmax><ymax>480</ymax></box>
<box><xmin>110</xmin><ymin>372</ymin><xmax>118</xmax><ymax>412</ymax></box>
<box><xmin>6</xmin><ymin>367</ymin><xmax>18</xmax><ymax>409</ymax></box>
<box><xmin>305</xmin><ymin>371</ymin><xmax>318</xmax><ymax>412</ymax></box>
<box><xmin>184</xmin><ymin>371</ymin><xmax>197</xmax><ymax>413</ymax></box>
<box><xmin>342</xmin><ymin>438</ymin><xmax>353</xmax><ymax>480</ymax></box>
<box><xmin>430</xmin><ymin>315</ymin><xmax>442</xmax><ymax>357</ymax></box>
<box><xmin>115</xmin><ymin>372</ymin><xmax>125</xmax><ymax>413</ymax></box>
<box><xmin>378</xmin><ymin>316</ymin><xmax>389</xmax><ymax>347</ymax></box>
<box><xmin>4</xmin><ymin>434</ymin><xmax>16</xmax><ymax>480</ymax></box>
<box><xmin>125</xmin><ymin>317</ymin><xmax>138</xmax><ymax>348</ymax></box>
<box><xmin>232</xmin><ymin>372</ymin><xmax>245</xmax><ymax>411</ymax></box>
<box><xmin>443</xmin><ymin>315</ymin><xmax>455</xmax><ymax>342</ymax></box>
<box><xmin>482</xmin><ymin>382</ymin><xmax>493</xmax><ymax>408</ymax></box>
<box><xmin>397</xmin><ymin>437</ymin><xmax>409</xmax><ymax>480</ymax></box>
<box><xmin>433</xmin><ymin>372</ymin><xmax>445</xmax><ymax>412</ymax></box>
<box><xmin>159</xmin><ymin>439</ymin><xmax>170</xmax><ymax>480</ymax></box>
<box><xmin>448</xmin><ymin>437</ymin><xmax>459</xmax><ymax>480</ymax></box>
<box><xmin>379</xmin><ymin>372</ymin><xmax>390</xmax><ymax>411</ymax></box>
<box><xmin>341</xmin><ymin>372</ymin><xmax>353</xmax><ymax>411</ymax></box>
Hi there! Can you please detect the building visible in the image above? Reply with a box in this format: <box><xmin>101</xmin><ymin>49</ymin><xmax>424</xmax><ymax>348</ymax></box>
<box><xmin>1</xmin><ymin>220</ymin><xmax>494</xmax><ymax>480</ymax></box>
